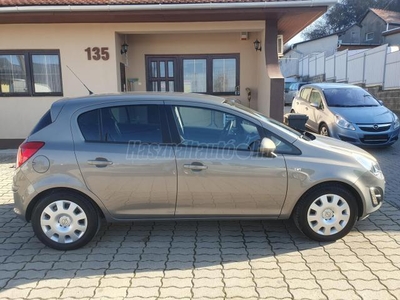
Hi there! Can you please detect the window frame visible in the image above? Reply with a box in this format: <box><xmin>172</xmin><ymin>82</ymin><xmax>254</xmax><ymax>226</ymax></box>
<box><xmin>167</xmin><ymin>104</ymin><xmax>264</xmax><ymax>152</ymax></box>
<box><xmin>0</xmin><ymin>49</ymin><xmax>63</xmax><ymax>97</ymax></box>
<box><xmin>77</xmin><ymin>104</ymin><xmax>169</xmax><ymax>145</ymax></box>
<box><xmin>365</xmin><ymin>32</ymin><xmax>374</xmax><ymax>41</ymax></box>
<box><xmin>145</xmin><ymin>54</ymin><xmax>240</xmax><ymax>96</ymax></box>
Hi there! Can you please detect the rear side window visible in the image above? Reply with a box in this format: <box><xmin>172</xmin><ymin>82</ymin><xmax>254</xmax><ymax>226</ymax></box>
<box><xmin>78</xmin><ymin>109</ymin><xmax>101</xmax><ymax>141</ymax></box>
<box><xmin>77</xmin><ymin>105</ymin><xmax>162</xmax><ymax>143</ymax></box>
<box><xmin>30</xmin><ymin>110</ymin><xmax>52</xmax><ymax>135</ymax></box>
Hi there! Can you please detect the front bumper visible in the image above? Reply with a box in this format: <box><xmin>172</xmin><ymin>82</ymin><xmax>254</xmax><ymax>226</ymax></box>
<box><xmin>331</xmin><ymin>124</ymin><xmax>399</xmax><ymax>147</ymax></box>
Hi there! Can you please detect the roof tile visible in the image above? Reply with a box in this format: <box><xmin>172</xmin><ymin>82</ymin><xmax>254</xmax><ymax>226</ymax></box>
<box><xmin>370</xmin><ymin>8</ymin><xmax>400</xmax><ymax>25</ymax></box>
<box><xmin>0</xmin><ymin>0</ymin><xmax>295</xmax><ymax>6</ymax></box>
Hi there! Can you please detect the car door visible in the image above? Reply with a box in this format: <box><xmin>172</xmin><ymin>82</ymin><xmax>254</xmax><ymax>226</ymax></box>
<box><xmin>72</xmin><ymin>101</ymin><xmax>177</xmax><ymax>218</ymax></box>
<box><xmin>167</xmin><ymin>103</ymin><xmax>288</xmax><ymax>216</ymax></box>
<box><xmin>306</xmin><ymin>89</ymin><xmax>325</xmax><ymax>132</ymax></box>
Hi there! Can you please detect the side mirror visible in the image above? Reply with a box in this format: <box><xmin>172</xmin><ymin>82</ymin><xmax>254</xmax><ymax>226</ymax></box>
<box><xmin>259</xmin><ymin>138</ymin><xmax>276</xmax><ymax>157</ymax></box>
<box><xmin>310</xmin><ymin>102</ymin><xmax>322</xmax><ymax>109</ymax></box>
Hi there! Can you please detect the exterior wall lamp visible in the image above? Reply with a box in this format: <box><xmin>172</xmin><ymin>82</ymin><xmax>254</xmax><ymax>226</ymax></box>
<box><xmin>254</xmin><ymin>39</ymin><xmax>262</xmax><ymax>52</ymax></box>
<box><xmin>121</xmin><ymin>43</ymin><xmax>129</xmax><ymax>54</ymax></box>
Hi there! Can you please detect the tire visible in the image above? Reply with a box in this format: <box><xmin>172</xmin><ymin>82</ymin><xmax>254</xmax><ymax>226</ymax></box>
<box><xmin>319</xmin><ymin>123</ymin><xmax>330</xmax><ymax>136</ymax></box>
<box><xmin>293</xmin><ymin>184</ymin><xmax>358</xmax><ymax>242</ymax></box>
<box><xmin>290</xmin><ymin>109</ymin><xmax>295</xmax><ymax>113</ymax></box>
<box><xmin>31</xmin><ymin>192</ymin><xmax>100</xmax><ymax>250</ymax></box>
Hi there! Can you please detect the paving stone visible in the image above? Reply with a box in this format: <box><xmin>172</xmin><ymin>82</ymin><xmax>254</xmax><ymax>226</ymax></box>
<box><xmin>290</xmin><ymin>288</ymin><xmax>327</xmax><ymax>300</ymax></box>
<box><xmin>99</xmin><ymin>276</ymin><xmax>132</xmax><ymax>287</ymax></box>
<box><xmin>357</xmin><ymin>289</ymin><xmax>396</xmax><ymax>300</ymax></box>
<box><xmin>323</xmin><ymin>289</ymin><xmax>362</xmax><ymax>300</ymax></box>
<box><xmin>94</xmin><ymin>287</ymin><xmax>128</xmax><ymax>298</ymax></box>
<box><xmin>130</xmin><ymin>276</ymin><xmax>162</xmax><ymax>288</ymax></box>
<box><xmin>192</xmin><ymin>287</ymin><xmax>225</xmax><ymax>298</ymax></box>
<box><xmin>0</xmin><ymin>288</ymin><xmax>31</xmax><ymax>299</ymax></box>
<box><xmin>126</xmin><ymin>286</ymin><xmax>159</xmax><ymax>298</ymax></box>
<box><xmin>193</xmin><ymin>278</ymin><xmax>224</xmax><ymax>288</ymax></box>
<box><xmin>162</xmin><ymin>277</ymin><xmax>192</xmax><ymax>288</ymax></box>
<box><xmin>27</xmin><ymin>287</ymin><xmax>64</xmax><ymax>299</ymax></box>
<box><xmin>225</xmin><ymin>286</ymin><xmax>258</xmax><ymax>298</ymax></box>
<box><xmin>159</xmin><ymin>286</ymin><xmax>191</xmax><ymax>298</ymax></box>
<box><xmin>60</xmin><ymin>286</ymin><xmax>96</xmax><ymax>298</ymax></box>
<box><xmin>258</xmin><ymin>286</ymin><xmax>292</xmax><ymax>299</ymax></box>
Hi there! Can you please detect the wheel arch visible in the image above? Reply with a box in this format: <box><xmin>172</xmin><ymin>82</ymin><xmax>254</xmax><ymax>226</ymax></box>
<box><xmin>291</xmin><ymin>181</ymin><xmax>364</xmax><ymax>219</ymax></box>
<box><xmin>25</xmin><ymin>187</ymin><xmax>105</xmax><ymax>222</ymax></box>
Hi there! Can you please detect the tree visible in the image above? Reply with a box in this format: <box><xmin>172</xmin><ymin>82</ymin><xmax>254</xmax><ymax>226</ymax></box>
<box><xmin>302</xmin><ymin>0</ymin><xmax>400</xmax><ymax>40</ymax></box>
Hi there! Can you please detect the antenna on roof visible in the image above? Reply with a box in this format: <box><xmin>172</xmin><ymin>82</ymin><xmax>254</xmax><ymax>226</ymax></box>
<box><xmin>66</xmin><ymin>65</ymin><xmax>94</xmax><ymax>95</ymax></box>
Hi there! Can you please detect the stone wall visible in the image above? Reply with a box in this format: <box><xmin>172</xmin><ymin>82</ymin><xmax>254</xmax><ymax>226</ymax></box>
<box><xmin>359</xmin><ymin>85</ymin><xmax>400</xmax><ymax>113</ymax></box>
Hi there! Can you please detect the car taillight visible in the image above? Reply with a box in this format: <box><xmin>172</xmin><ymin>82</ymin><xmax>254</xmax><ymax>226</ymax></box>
<box><xmin>16</xmin><ymin>142</ymin><xmax>45</xmax><ymax>169</ymax></box>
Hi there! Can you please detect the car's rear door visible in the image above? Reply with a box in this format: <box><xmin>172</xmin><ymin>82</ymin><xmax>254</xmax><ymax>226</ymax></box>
<box><xmin>72</xmin><ymin>101</ymin><xmax>177</xmax><ymax>219</ymax></box>
<box><xmin>167</xmin><ymin>102</ymin><xmax>288</xmax><ymax>217</ymax></box>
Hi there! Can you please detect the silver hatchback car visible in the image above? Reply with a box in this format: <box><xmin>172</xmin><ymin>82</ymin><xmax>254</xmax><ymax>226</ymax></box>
<box><xmin>291</xmin><ymin>83</ymin><xmax>399</xmax><ymax>147</ymax></box>
<box><xmin>13</xmin><ymin>93</ymin><xmax>384</xmax><ymax>250</ymax></box>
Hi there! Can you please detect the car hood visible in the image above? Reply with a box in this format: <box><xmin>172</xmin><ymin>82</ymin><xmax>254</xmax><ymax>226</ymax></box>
<box><xmin>304</xmin><ymin>134</ymin><xmax>377</xmax><ymax>161</ymax></box>
<box><xmin>329</xmin><ymin>106</ymin><xmax>394</xmax><ymax>123</ymax></box>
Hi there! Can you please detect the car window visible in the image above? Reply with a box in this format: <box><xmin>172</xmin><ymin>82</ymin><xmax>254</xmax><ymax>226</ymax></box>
<box><xmin>78</xmin><ymin>105</ymin><xmax>163</xmax><ymax>143</ymax></box>
<box><xmin>309</xmin><ymin>90</ymin><xmax>323</xmax><ymax>107</ymax></box>
<box><xmin>173</xmin><ymin>106</ymin><xmax>262</xmax><ymax>150</ymax></box>
<box><xmin>300</xmin><ymin>87</ymin><xmax>311</xmax><ymax>101</ymax></box>
<box><xmin>323</xmin><ymin>87</ymin><xmax>380</xmax><ymax>107</ymax></box>
<box><xmin>289</xmin><ymin>83</ymin><xmax>297</xmax><ymax>91</ymax></box>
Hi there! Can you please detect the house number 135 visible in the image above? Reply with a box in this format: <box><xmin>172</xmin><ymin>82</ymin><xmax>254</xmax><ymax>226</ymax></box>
<box><xmin>84</xmin><ymin>47</ymin><xmax>110</xmax><ymax>61</ymax></box>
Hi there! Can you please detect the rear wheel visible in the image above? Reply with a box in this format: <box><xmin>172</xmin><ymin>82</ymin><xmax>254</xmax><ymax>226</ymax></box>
<box><xmin>290</xmin><ymin>109</ymin><xmax>295</xmax><ymax>113</ymax></box>
<box><xmin>31</xmin><ymin>192</ymin><xmax>100</xmax><ymax>250</ymax></box>
<box><xmin>293</xmin><ymin>185</ymin><xmax>358</xmax><ymax>242</ymax></box>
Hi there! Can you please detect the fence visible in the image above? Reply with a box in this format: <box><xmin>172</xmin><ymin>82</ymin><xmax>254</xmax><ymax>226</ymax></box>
<box><xmin>298</xmin><ymin>44</ymin><xmax>400</xmax><ymax>90</ymax></box>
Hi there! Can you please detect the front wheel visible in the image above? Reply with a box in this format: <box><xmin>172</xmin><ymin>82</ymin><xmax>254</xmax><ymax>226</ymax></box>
<box><xmin>293</xmin><ymin>185</ymin><xmax>358</xmax><ymax>242</ymax></box>
<box><xmin>319</xmin><ymin>124</ymin><xmax>330</xmax><ymax>136</ymax></box>
<box><xmin>31</xmin><ymin>192</ymin><xmax>100</xmax><ymax>250</ymax></box>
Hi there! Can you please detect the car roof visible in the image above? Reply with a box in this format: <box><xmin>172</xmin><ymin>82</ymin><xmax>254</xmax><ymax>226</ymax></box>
<box><xmin>302</xmin><ymin>83</ymin><xmax>360</xmax><ymax>90</ymax></box>
<box><xmin>51</xmin><ymin>92</ymin><xmax>226</xmax><ymax>119</ymax></box>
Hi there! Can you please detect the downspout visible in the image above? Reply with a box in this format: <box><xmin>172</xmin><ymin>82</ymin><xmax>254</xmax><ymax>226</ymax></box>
<box><xmin>0</xmin><ymin>0</ymin><xmax>337</xmax><ymax>13</ymax></box>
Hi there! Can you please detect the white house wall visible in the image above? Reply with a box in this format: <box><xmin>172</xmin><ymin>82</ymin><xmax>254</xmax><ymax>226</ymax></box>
<box><xmin>0</xmin><ymin>21</ymin><xmax>267</xmax><ymax>140</ymax></box>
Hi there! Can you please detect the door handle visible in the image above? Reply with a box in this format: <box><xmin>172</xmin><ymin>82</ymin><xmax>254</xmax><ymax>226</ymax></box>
<box><xmin>183</xmin><ymin>163</ymin><xmax>208</xmax><ymax>171</ymax></box>
<box><xmin>87</xmin><ymin>157</ymin><xmax>113</xmax><ymax>167</ymax></box>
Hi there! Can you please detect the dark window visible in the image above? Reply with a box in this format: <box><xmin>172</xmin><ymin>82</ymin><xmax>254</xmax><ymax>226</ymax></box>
<box><xmin>78</xmin><ymin>109</ymin><xmax>101</xmax><ymax>142</ymax></box>
<box><xmin>147</xmin><ymin>54</ymin><xmax>239</xmax><ymax>96</ymax></box>
<box><xmin>0</xmin><ymin>50</ymin><xmax>62</xmax><ymax>97</ymax></box>
<box><xmin>78</xmin><ymin>105</ymin><xmax>163</xmax><ymax>143</ymax></box>
<box><xmin>30</xmin><ymin>110</ymin><xmax>52</xmax><ymax>135</ymax></box>
<box><xmin>173</xmin><ymin>106</ymin><xmax>261</xmax><ymax>150</ymax></box>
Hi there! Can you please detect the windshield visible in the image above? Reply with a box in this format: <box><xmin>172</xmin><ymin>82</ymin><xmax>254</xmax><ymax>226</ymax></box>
<box><xmin>232</xmin><ymin>102</ymin><xmax>303</xmax><ymax>137</ymax></box>
<box><xmin>323</xmin><ymin>88</ymin><xmax>380</xmax><ymax>107</ymax></box>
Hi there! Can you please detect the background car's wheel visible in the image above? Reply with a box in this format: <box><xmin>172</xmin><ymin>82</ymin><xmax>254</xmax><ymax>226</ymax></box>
<box><xmin>31</xmin><ymin>192</ymin><xmax>100</xmax><ymax>250</ymax></box>
<box><xmin>290</xmin><ymin>109</ymin><xmax>295</xmax><ymax>113</ymax></box>
<box><xmin>293</xmin><ymin>184</ymin><xmax>358</xmax><ymax>242</ymax></box>
<box><xmin>319</xmin><ymin>123</ymin><xmax>330</xmax><ymax>136</ymax></box>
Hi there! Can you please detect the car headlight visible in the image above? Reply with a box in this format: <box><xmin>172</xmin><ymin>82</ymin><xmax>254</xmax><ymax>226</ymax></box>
<box><xmin>353</xmin><ymin>153</ymin><xmax>384</xmax><ymax>179</ymax></box>
<box><xmin>335</xmin><ymin>115</ymin><xmax>355</xmax><ymax>130</ymax></box>
<box><xmin>393</xmin><ymin>113</ymin><xmax>400</xmax><ymax>130</ymax></box>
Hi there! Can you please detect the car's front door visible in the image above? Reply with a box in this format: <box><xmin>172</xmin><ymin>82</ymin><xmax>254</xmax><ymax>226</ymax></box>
<box><xmin>307</xmin><ymin>89</ymin><xmax>325</xmax><ymax>132</ymax></box>
<box><xmin>72</xmin><ymin>102</ymin><xmax>177</xmax><ymax>218</ymax></box>
<box><xmin>168</xmin><ymin>103</ymin><xmax>288</xmax><ymax>216</ymax></box>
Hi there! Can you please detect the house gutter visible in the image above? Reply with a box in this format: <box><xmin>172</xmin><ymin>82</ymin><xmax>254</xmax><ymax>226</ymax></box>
<box><xmin>0</xmin><ymin>0</ymin><xmax>337</xmax><ymax>13</ymax></box>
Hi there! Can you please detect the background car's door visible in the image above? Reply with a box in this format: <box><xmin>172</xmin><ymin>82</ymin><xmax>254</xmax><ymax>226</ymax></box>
<box><xmin>167</xmin><ymin>103</ymin><xmax>288</xmax><ymax>216</ymax></box>
<box><xmin>293</xmin><ymin>87</ymin><xmax>311</xmax><ymax>115</ymax></box>
<box><xmin>72</xmin><ymin>102</ymin><xmax>177</xmax><ymax>218</ymax></box>
<box><xmin>307</xmin><ymin>89</ymin><xmax>325</xmax><ymax>132</ymax></box>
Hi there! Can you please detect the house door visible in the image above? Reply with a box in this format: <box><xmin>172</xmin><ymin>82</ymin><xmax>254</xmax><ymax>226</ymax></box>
<box><xmin>146</xmin><ymin>57</ymin><xmax>179</xmax><ymax>92</ymax></box>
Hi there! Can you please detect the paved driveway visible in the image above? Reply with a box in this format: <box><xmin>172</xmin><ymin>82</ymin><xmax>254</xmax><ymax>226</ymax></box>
<box><xmin>0</xmin><ymin>142</ymin><xmax>400</xmax><ymax>300</ymax></box>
